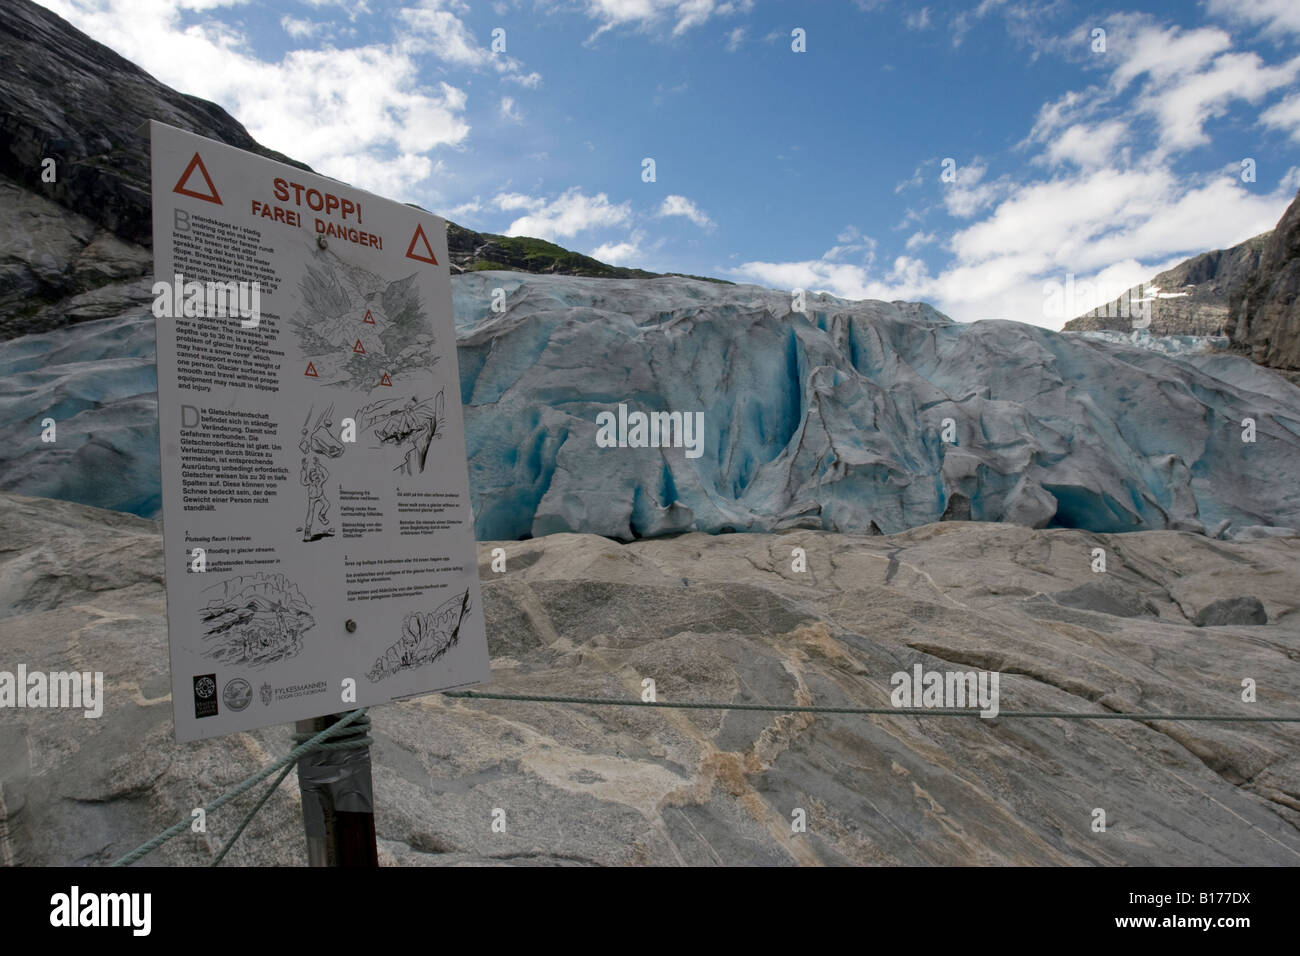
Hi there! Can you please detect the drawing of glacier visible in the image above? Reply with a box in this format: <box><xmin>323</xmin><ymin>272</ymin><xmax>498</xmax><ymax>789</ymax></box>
<box><xmin>290</xmin><ymin>250</ymin><xmax>439</xmax><ymax>390</ymax></box>
<box><xmin>367</xmin><ymin>589</ymin><xmax>471</xmax><ymax>682</ymax></box>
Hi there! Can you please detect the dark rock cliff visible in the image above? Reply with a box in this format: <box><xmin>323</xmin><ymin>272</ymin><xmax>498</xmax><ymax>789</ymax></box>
<box><xmin>1063</xmin><ymin>232</ymin><xmax>1270</xmax><ymax>336</ymax></box>
<box><xmin>1229</xmin><ymin>188</ymin><xmax>1300</xmax><ymax>374</ymax></box>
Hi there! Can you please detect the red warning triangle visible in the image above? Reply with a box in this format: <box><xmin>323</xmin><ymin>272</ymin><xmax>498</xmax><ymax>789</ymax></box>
<box><xmin>404</xmin><ymin>223</ymin><xmax>439</xmax><ymax>265</ymax></box>
<box><xmin>353</xmin><ymin>339</ymin><xmax>366</xmax><ymax>354</ymax></box>
<box><xmin>173</xmin><ymin>152</ymin><xmax>222</xmax><ymax>205</ymax></box>
<box><xmin>304</xmin><ymin>362</ymin><xmax>318</xmax><ymax>377</ymax></box>
<box><xmin>363</xmin><ymin>310</ymin><xmax>376</xmax><ymax>325</ymax></box>
<box><xmin>378</xmin><ymin>372</ymin><xmax>393</xmax><ymax>387</ymax></box>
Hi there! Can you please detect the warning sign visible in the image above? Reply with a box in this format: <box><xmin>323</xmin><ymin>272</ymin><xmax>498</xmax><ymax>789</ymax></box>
<box><xmin>149</xmin><ymin>121</ymin><xmax>490</xmax><ymax>742</ymax></box>
<box><xmin>173</xmin><ymin>152</ymin><xmax>223</xmax><ymax>204</ymax></box>
<box><xmin>405</xmin><ymin>223</ymin><xmax>439</xmax><ymax>265</ymax></box>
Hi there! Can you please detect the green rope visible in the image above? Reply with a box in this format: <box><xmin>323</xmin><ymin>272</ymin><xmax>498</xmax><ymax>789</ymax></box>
<box><xmin>209</xmin><ymin>714</ymin><xmax>373</xmax><ymax>866</ymax></box>
<box><xmin>290</xmin><ymin>712</ymin><xmax>374</xmax><ymax>750</ymax></box>
<box><xmin>111</xmin><ymin>708</ymin><xmax>369</xmax><ymax>867</ymax></box>
<box><xmin>211</xmin><ymin>762</ymin><xmax>295</xmax><ymax>867</ymax></box>
<box><xmin>445</xmin><ymin>691</ymin><xmax>1300</xmax><ymax>722</ymax></box>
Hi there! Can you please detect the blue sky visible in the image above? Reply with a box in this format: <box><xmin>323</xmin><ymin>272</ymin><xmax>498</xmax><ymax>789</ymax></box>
<box><xmin>38</xmin><ymin>0</ymin><xmax>1300</xmax><ymax>327</ymax></box>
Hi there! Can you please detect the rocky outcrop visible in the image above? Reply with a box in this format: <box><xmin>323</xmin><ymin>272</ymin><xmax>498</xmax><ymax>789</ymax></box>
<box><xmin>3</xmin><ymin>493</ymin><xmax>1297</xmax><ymax>866</ymax></box>
<box><xmin>0</xmin><ymin>0</ymin><xmax>310</xmax><ymax>247</ymax></box>
<box><xmin>1229</xmin><ymin>188</ymin><xmax>1300</xmax><ymax>374</ymax></box>
<box><xmin>1193</xmin><ymin>596</ymin><xmax>1267</xmax><ymax>627</ymax></box>
<box><xmin>1063</xmin><ymin>233</ymin><xmax>1269</xmax><ymax>336</ymax></box>
<box><xmin>0</xmin><ymin>173</ymin><xmax>153</xmax><ymax>339</ymax></box>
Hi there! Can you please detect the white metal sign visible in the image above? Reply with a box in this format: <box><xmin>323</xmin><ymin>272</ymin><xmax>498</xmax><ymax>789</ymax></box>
<box><xmin>149</xmin><ymin>122</ymin><xmax>489</xmax><ymax>741</ymax></box>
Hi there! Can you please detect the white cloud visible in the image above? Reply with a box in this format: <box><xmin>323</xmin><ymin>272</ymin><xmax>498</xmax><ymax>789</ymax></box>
<box><xmin>1206</xmin><ymin>0</ymin><xmax>1300</xmax><ymax>37</ymax></box>
<box><xmin>1107</xmin><ymin>22</ymin><xmax>1231</xmax><ymax>93</ymax></box>
<box><xmin>948</xmin><ymin>0</ymin><xmax>1064</xmax><ymax>57</ymax></box>
<box><xmin>1027</xmin><ymin>89</ymin><xmax>1103</xmax><ymax>143</ymax></box>
<box><xmin>1134</xmin><ymin>51</ymin><xmax>1300</xmax><ymax>154</ymax></box>
<box><xmin>397</xmin><ymin>0</ymin><xmax>493</xmax><ymax>67</ymax></box>
<box><xmin>591</xmin><ymin>232</ymin><xmax>646</xmax><ymax>265</ymax></box>
<box><xmin>492</xmin><ymin>188</ymin><xmax>632</xmax><ymax>240</ymax></box>
<box><xmin>823</xmin><ymin>230</ymin><xmax>877</xmax><ymax>265</ymax></box>
<box><xmin>493</xmin><ymin>192</ymin><xmax>542</xmax><ymax>213</ymax></box>
<box><xmin>894</xmin><ymin>165</ymin><xmax>925</xmax><ymax>193</ymax></box>
<box><xmin>729</xmin><ymin>254</ymin><xmax>932</xmax><ymax>304</ymax></box>
<box><xmin>503</xmin><ymin>71</ymin><xmax>543</xmax><ymax>88</ymax></box>
<box><xmin>941</xmin><ymin>161</ymin><xmax>1015</xmax><ymax>219</ymax></box>
<box><xmin>499</xmin><ymin>96</ymin><xmax>523</xmax><ymax>122</ymax></box>
<box><xmin>725</xmin><ymin>25</ymin><xmax>746</xmax><ymax>51</ymax></box>
<box><xmin>38</xmin><ymin>0</ymin><xmax>474</xmax><ymax>199</ymax></box>
<box><xmin>447</xmin><ymin>196</ymin><xmax>483</xmax><ymax>217</ymax></box>
<box><xmin>280</xmin><ymin>15</ymin><xmax>320</xmax><ymax>40</ymax></box>
<box><xmin>730</xmin><ymin>163</ymin><xmax>1292</xmax><ymax>329</ymax></box>
<box><xmin>581</xmin><ymin>0</ymin><xmax>753</xmax><ymax>40</ymax></box>
<box><xmin>657</xmin><ymin>194</ymin><xmax>714</xmax><ymax>229</ymax></box>
<box><xmin>905</xmin><ymin>7</ymin><xmax>931</xmax><ymax>31</ymax></box>
<box><xmin>398</xmin><ymin>0</ymin><xmax>540</xmax><ymax>85</ymax></box>
<box><xmin>1091</xmin><ymin>19</ymin><xmax>1300</xmax><ymax>157</ymax></box>
<box><xmin>1039</xmin><ymin>119</ymin><xmax>1129</xmax><ymax>168</ymax></box>
<box><xmin>1261</xmin><ymin>91</ymin><xmax>1300</xmax><ymax>143</ymax></box>
<box><xmin>726</xmin><ymin>13</ymin><xmax>1298</xmax><ymax>331</ymax></box>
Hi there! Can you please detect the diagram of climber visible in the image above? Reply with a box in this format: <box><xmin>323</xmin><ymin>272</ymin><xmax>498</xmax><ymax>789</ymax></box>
<box><xmin>354</xmin><ymin>389</ymin><xmax>445</xmax><ymax>476</ymax></box>
<box><xmin>366</xmin><ymin>589</ymin><xmax>471</xmax><ymax>682</ymax></box>
<box><xmin>299</xmin><ymin>403</ymin><xmax>344</xmax><ymax>458</ymax></box>
<box><xmin>298</xmin><ymin>454</ymin><xmax>334</xmax><ymax>542</ymax></box>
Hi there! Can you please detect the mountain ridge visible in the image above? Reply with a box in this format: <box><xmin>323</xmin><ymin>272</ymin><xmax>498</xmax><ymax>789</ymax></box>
<box><xmin>1061</xmin><ymin>188</ymin><xmax>1300</xmax><ymax>383</ymax></box>
<box><xmin>1062</xmin><ymin>231</ymin><xmax>1271</xmax><ymax>336</ymax></box>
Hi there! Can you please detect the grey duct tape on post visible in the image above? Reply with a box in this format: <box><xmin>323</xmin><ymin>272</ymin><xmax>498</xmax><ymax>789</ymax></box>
<box><xmin>297</xmin><ymin>745</ymin><xmax>375</xmax><ymax>836</ymax></box>
<box><xmin>294</xmin><ymin>715</ymin><xmax>375</xmax><ymax>837</ymax></box>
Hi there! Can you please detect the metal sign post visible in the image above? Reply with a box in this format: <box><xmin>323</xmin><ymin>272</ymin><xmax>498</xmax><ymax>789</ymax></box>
<box><xmin>294</xmin><ymin>713</ymin><xmax>378</xmax><ymax>867</ymax></box>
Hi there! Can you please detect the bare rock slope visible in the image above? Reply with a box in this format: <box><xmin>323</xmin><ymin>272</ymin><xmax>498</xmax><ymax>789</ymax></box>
<box><xmin>1231</xmin><ymin>187</ymin><xmax>1300</xmax><ymax>375</ymax></box>
<box><xmin>1064</xmin><ymin>231</ymin><xmax>1270</xmax><ymax>336</ymax></box>
<box><xmin>2</xmin><ymin>493</ymin><xmax>1297</xmax><ymax>866</ymax></box>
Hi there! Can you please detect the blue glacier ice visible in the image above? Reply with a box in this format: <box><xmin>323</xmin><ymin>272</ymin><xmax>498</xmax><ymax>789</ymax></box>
<box><xmin>3</xmin><ymin>272</ymin><xmax>1300</xmax><ymax>541</ymax></box>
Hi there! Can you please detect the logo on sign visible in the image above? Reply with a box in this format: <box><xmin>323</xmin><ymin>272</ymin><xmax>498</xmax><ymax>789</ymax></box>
<box><xmin>223</xmin><ymin>678</ymin><xmax>253</xmax><ymax>712</ymax></box>
<box><xmin>193</xmin><ymin>674</ymin><xmax>218</xmax><ymax>719</ymax></box>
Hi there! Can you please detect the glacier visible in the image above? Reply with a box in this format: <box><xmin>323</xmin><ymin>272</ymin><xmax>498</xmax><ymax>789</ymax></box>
<box><xmin>3</xmin><ymin>272</ymin><xmax>1300</xmax><ymax>541</ymax></box>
